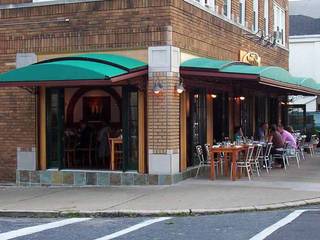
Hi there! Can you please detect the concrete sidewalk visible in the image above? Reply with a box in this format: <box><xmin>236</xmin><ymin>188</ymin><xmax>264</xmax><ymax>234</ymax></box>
<box><xmin>1</xmin><ymin>156</ymin><xmax>320</xmax><ymax>217</ymax></box>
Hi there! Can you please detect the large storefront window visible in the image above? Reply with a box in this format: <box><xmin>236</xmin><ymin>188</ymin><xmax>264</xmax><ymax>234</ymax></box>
<box><xmin>213</xmin><ymin>92</ymin><xmax>229</xmax><ymax>142</ymax></box>
<box><xmin>45</xmin><ymin>86</ymin><xmax>139</xmax><ymax>171</ymax></box>
<box><xmin>122</xmin><ymin>87</ymin><xmax>138</xmax><ymax>171</ymax></box>
<box><xmin>46</xmin><ymin>88</ymin><xmax>65</xmax><ymax>169</ymax></box>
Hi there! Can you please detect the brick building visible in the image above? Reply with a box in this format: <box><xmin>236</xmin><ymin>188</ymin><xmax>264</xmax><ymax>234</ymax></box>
<box><xmin>0</xmin><ymin>0</ymin><xmax>318</xmax><ymax>185</ymax></box>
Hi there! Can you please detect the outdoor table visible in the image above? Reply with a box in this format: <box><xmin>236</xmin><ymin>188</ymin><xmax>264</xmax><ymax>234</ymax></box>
<box><xmin>109</xmin><ymin>137</ymin><xmax>123</xmax><ymax>170</ymax></box>
<box><xmin>210</xmin><ymin>145</ymin><xmax>244</xmax><ymax>181</ymax></box>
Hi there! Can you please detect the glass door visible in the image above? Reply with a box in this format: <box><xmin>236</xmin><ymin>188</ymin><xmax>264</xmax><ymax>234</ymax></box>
<box><xmin>122</xmin><ymin>86</ymin><xmax>138</xmax><ymax>171</ymax></box>
<box><xmin>188</xmin><ymin>90</ymin><xmax>206</xmax><ymax>167</ymax></box>
<box><xmin>46</xmin><ymin>88</ymin><xmax>65</xmax><ymax>169</ymax></box>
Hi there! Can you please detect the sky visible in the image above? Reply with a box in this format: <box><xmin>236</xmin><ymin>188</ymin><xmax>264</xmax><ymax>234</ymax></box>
<box><xmin>289</xmin><ymin>0</ymin><xmax>320</xmax><ymax>18</ymax></box>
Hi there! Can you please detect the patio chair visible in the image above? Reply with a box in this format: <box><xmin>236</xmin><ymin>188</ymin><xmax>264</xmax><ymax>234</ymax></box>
<box><xmin>271</xmin><ymin>142</ymin><xmax>289</xmax><ymax>171</ymax></box>
<box><xmin>231</xmin><ymin>145</ymin><xmax>254</xmax><ymax>181</ymax></box>
<box><xmin>195</xmin><ymin>145</ymin><xmax>218</xmax><ymax>178</ymax></box>
<box><xmin>259</xmin><ymin>142</ymin><xmax>273</xmax><ymax>174</ymax></box>
<box><xmin>285</xmin><ymin>144</ymin><xmax>300</xmax><ymax>168</ymax></box>
<box><xmin>304</xmin><ymin>135</ymin><xmax>318</xmax><ymax>156</ymax></box>
<box><xmin>250</xmin><ymin>144</ymin><xmax>263</xmax><ymax>176</ymax></box>
<box><xmin>296</xmin><ymin>138</ymin><xmax>305</xmax><ymax>161</ymax></box>
<box><xmin>204</xmin><ymin>144</ymin><xmax>223</xmax><ymax>177</ymax></box>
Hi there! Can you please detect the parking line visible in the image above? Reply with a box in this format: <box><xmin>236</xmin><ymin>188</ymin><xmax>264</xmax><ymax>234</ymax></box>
<box><xmin>249</xmin><ymin>210</ymin><xmax>307</xmax><ymax>240</ymax></box>
<box><xmin>0</xmin><ymin>218</ymin><xmax>91</xmax><ymax>240</ymax></box>
<box><xmin>94</xmin><ymin>217</ymin><xmax>172</xmax><ymax>240</ymax></box>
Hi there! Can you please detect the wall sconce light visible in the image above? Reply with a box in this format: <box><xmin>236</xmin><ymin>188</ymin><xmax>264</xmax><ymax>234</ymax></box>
<box><xmin>211</xmin><ymin>94</ymin><xmax>217</xmax><ymax>99</ymax></box>
<box><xmin>153</xmin><ymin>82</ymin><xmax>163</xmax><ymax>94</ymax></box>
<box><xmin>239</xmin><ymin>96</ymin><xmax>245</xmax><ymax>101</ymax></box>
<box><xmin>176</xmin><ymin>82</ymin><xmax>185</xmax><ymax>94</ymax></box>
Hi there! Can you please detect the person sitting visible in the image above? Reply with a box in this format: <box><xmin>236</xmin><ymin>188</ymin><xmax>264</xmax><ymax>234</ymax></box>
<box><xmin>268</xmin><ymin>124</ymin><xmax>285</xmax><ymax>168</ymax></box>
<box><xmin>78</xmin><ymin>121</ymin><xmax>91</xmax><ymax>147</ymax></box>
<box><xmin>234</xmin><ymin>126</ymin><xmax>244</xmax><ymax>142</ymax></box>
<box><xmin>255</xmin><ymin>122</ymin><xmax>268</xmax><ymax>142</ymax></box>
<box><xmin>278</xmin><ymin>124</ymin><xmax>297</xmax><ymax>149</ymax></box>
<box><xmin>97</xmin><ymin>122</ymin><xmax>111</xmax><ymax>168</ymax></box>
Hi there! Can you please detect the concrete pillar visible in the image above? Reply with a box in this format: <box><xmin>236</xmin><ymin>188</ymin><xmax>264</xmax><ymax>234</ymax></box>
<box><xmin>147</xmin><ymin>46</ymin><xmax>181</xmax><ymax>175</ymax></box>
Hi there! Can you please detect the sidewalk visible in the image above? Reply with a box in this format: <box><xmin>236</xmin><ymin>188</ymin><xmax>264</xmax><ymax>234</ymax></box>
<box><xmin>1</xmin><ymin>156</ymin><xmax>320</xmax><ymax>217</ymax></box>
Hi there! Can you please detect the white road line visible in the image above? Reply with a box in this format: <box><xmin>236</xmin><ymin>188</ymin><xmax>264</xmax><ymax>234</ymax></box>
<box><xmin>94</xmin><ymin>217</ymin><xmax>172</xmax><ymax>240</ymax></box>
<box><xmin>249</xmin><ymin>210</ymin><xmax>307</xmax><ymax>240</ymax></box>
<box><xmin>0</xmin><ymin>218</ymin><xmax>91</xmax><ymax>240</ymax></box>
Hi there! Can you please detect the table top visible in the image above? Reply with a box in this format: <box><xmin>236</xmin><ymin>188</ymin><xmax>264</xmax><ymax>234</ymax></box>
<box><xmin>211</xmin><ymin>145</ymin><xmax>244</xmax><ymax>152</ymax></box>
<box><xmin>109</xmin><ymin>138</ymin><xmax>123</xmax><ymax>143</ymax></box>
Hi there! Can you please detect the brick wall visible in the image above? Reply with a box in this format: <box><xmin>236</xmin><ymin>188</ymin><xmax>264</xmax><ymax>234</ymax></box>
<box><xmin>147</xmin><ymin>72</ymin><xmax>180</xmax><ymax>153</ymax></box>
<box><xmin>170</xmin><ymin>0</ymin><xmax>289</xmax><ymax>68</ymax></box>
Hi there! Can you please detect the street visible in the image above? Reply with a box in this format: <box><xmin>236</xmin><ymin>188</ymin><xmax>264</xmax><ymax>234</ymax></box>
<box><xmin>0</xmin><ymin>207</ymin><xmax>319</xmax><ymax>240</ymax></box>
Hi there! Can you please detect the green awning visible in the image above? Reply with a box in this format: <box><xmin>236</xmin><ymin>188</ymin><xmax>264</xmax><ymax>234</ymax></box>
<box><xmin>181</xmin><ymin>57</ymin><xmax>319</xmax><ymax>93</ymax></box>
<box><xmin>0</xmin><ymin>54</ymin><xmax>147</xmax><ymax>85</ymax></box>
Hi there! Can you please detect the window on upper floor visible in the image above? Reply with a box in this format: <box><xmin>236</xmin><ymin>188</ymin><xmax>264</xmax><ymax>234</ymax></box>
<box><xmin>223</xmin><ymin>0</ymin><xmax>231</xmax><ymax>19</ymax></box>
<box><xmin>239</xmin><ymin>0</ymin><xmax>246</xmax><ymax>26</ymax></box>
<box><xmin>194</xmin><ymin>0</ymin><xmax>215</xmax><ymax>11</ymax></box>
<box><xmin>33</xmin><ymin>0</ymin><xmax>56</xmax><ymax>2</ymax></box>
<box><xmin>264</xmin><ymin>0</ymin><xmax>269</xmax><ymax>36</ymax></box>
<box><xmin>273</xmin><ymin>3</ymin><xmax>286</xmax><ymax>46</ymax></box>
<box><xmin>253</xmin><ymin>0</ymin><xmax>258</xmax><ymax>32</ymax></box>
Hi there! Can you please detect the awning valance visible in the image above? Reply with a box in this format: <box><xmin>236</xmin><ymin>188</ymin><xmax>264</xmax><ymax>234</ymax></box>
<box><xmin>181</xmin><ymin>57</ymin><xmax>320</xmax><ymax>95</ymax></box>
<box><xmin>0</xmin><ymin>54</ymin><xmax>147</xmax><ymax>86</ymax></box>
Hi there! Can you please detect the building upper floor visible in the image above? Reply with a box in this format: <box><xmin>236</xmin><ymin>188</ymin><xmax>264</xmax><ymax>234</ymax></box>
<box><xmin>0</xmin><ymin>0</ymin><xmax>289</xmax><ymax>71</ymax></box>
<box><xmin>1</xmin><ymin>0</ymin><xmax>289</xmax><ymax>48</ymax></box>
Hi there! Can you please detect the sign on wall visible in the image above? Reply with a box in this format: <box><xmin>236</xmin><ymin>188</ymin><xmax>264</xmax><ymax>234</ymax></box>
<box><xmin>240</xmin><ymin>50</ymin><xmax>261</xmax><ymax>66</ymax></box>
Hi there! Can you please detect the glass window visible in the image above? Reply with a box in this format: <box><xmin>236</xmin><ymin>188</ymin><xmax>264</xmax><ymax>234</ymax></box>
<box><xmin>33</xmin><ymin>0</ymin><xmax>56</xmax><ymax>2</ymax></box>
<box><xmin>264</xmin><ymin>0</ymin><xmax>269</xmax><ymax>35</ymax></box>
<box><xmin>273</xmin><ymin>3</ymin><xmax>286</xmax><ymax>46</ymax></box>
<box><xmin>253</xmin><ymin>0</ymin><xmax>258</xmax><ymax>32</ymax></box>
<box><xmin>239</xmin><ymin>0</ymin><xmax>246</xmax><ymax>26</ymax></box>
<box><xmin>223</xmin><ymin>0</ymin><xmax>231</xmax><ymax>19</ymax></box>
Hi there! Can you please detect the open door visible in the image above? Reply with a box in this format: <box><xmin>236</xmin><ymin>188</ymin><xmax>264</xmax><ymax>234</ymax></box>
<box><xmin>46</xmin><ymin>88</ymin><xmax>64</xmax><ymax>169</ymax></box>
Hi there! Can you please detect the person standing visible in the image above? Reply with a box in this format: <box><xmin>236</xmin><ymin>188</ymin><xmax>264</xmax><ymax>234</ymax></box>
<box><xmin>97</xmin><ymin>122</ymin><xmax>111</xmax><ymax>168</ymax></box>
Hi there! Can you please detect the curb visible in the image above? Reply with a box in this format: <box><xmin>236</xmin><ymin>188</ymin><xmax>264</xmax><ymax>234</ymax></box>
<box><xmin>0</xmin><ymin>197</ymin><xmax>320</xmax><ymax>218</ymax></box>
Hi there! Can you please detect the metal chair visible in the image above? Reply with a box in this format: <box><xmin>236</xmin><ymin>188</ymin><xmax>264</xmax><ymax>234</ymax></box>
<box><xmin>285</xmin><ymin>144</ymin><xmax>300</xmax><ymax>168</ymax></box>
<box><xmin>195</xmin><ymin>145</ymin><xmax>218</xmax><ymax>178</ymax></box>
<box><xmin>250</xmin><ymin>144</ymin><xmax>263</xmax><ymax>176</ymax></box>
<box><xmin>296</xmin><ymin>138</ymin><xmax>305</xmax><ymax>161</ymax></box>
<box><xmin>259</xmin><ymin>142</ymin><xmax>273</xmax><ymax>174</ymax></box>
<box><xmin>271</xmin><ymin>142</ymin><xmax>289</xmax><ymax>171</ymax></box>
<box><xmin>204</xmin><ymin>144</ymin><xmax>222</xmax><ymax>177</ymax></box>
<box><xmin>231</xmin><ymin>146</ymin><xmax>254</xmax><ymax>181</ymax></box>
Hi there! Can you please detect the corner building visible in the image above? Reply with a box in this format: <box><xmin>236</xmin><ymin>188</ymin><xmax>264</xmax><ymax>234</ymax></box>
<box><xmin>0</xmin><ymin>0</ymin><xmax>317</xmax><ymax>186</ymax></box>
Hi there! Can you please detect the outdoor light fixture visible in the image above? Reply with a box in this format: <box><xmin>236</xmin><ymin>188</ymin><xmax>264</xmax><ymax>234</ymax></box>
<box><xmin>176</xmin><ymin>82</ymin><xmax>185</xmax><ymax>94</ymax></box>
<box><xmin>153</xmin><ymin>82</ymin><xmax>163</xmax><ymax>94</ymax></box>
<box><xmin>211</xmin><ymin>94</ymin><xmax>217</xmax><ymax>99</ymax></box>
<box><xmin>239</xmin><ymin>96</ymin><xmax>245</xmax><ymax>101</ymax></box>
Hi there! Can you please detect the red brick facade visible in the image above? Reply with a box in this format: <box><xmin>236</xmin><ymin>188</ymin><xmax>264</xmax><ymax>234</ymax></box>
<box><xmin>0</xmin><ymin>0</ymin><xmax>289</xmax><ymax>182</ymax></box>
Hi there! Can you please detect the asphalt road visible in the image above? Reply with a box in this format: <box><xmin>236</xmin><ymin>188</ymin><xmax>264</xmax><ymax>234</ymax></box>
<box><xmin>0</xmin><ymin>207</ymin><xmax>319</xmax><ymax>240</ymax></box>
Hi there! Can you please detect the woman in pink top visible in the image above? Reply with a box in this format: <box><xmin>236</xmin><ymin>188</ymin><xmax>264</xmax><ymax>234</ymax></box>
<box><xmin>277</xmin><ymin>125</ymin><xmax>297</xmax><ymax>148</ymax></box>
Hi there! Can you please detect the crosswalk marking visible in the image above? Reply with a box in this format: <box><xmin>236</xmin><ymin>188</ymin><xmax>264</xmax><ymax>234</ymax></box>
<box><xmin>0</xmin><ymin>218</ymin><xmax>91</xmax><ymax>240</ymax></box>
<box><xmin>249</xmin><ymin>210</ymin><xmax>307</xmax><ymax>240</ymax></box>
<box><xmin>94</xmin><ymin>217</ymin><xmax>172</xmax><ymax>240</ymax></box>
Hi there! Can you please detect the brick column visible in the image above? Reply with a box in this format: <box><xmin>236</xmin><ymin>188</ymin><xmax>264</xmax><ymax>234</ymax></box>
<box><xmin>147</xmin><ymin>46</ymin><xmax>181</xmax><ymax>175</ymax></box>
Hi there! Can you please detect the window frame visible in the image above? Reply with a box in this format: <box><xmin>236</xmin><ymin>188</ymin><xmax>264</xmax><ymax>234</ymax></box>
<box><xmin>239</xmin><ymin>0</ymin><xmax>246</xmax><ymax>26</ymax></box>
<box><xmin>273</xmin><ymin>2</ymin><xmax>286</xmax><ymax>46</ymax></box>
<box><xmin>264</xmin><ymin>0</ymin><xmax>269</xmax><ymax>36</ymax></box>
<box><xmin>223</xmin><ymin>0</ymin><xmax>231</xmax><ymax>19</ymax></box>
<box><xmin>253</xmin><ymin>0</ymin><xmax>258</xmax><ymax>32</ymax></box>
